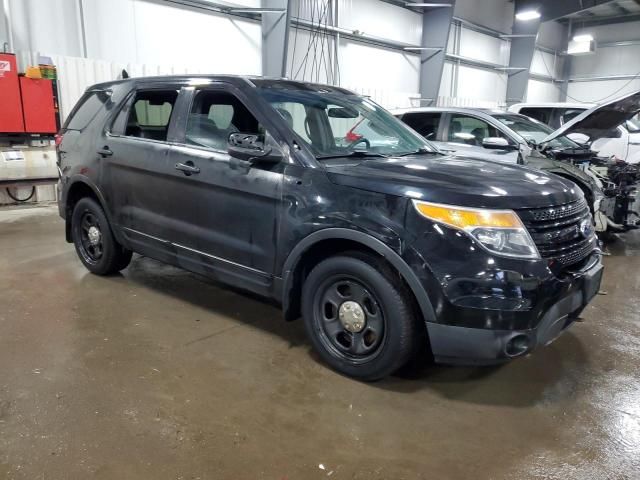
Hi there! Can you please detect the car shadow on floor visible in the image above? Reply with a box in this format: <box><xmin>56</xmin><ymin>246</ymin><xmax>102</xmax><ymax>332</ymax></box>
<box><xmin>98</xmin><ymin>255</ymin><xmax>589</xmax><ymax>408</ymax></box>
<box><xmin>376</xmin><ymin>331</ymin><xmax>589</xmax><ymax>407</ymax></box>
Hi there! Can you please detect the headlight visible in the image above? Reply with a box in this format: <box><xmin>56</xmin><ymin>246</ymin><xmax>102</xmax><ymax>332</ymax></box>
<box><xmin>413</xmin><ymin>200</ymin><xmax>540</xmax><ymax>259</ymax></box>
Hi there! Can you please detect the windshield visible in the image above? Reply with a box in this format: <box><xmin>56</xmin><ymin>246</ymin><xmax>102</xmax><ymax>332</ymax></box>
<box><xmin>491</xmin><ymin>113</ymin><xmax>580</xmax><ymax>149</ymax></box>
<box><xmin>255</xmin><ymin>86</ymin><xmax>435</xmax><ymax>158</ymax></box>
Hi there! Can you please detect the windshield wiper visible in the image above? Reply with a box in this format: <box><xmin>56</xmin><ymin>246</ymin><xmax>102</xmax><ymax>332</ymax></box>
<box><xmin>396</xmin><ymin>148</ymin><xmax>441</xmax><ymax>157</ymax></box>
<box><xmin>317</xmin><ymin>151</ymin><xmax>389</xmax><ymax>160</ymax></box>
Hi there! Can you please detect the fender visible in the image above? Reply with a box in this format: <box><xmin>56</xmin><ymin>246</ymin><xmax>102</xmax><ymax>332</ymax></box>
<box><xmin>280</xmin><ymin>228</ymin><xmax>437</xmax><ymax>325</ymax></box>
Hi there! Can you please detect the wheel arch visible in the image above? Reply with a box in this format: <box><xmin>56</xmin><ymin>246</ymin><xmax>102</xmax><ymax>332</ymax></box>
<box><xmin>279</xmin><ymin>228</ymin><xmax>437</xmax><ymax>326</ymax></box>
<box><xmin>63</xmin><ymin>177</ymin><xmax>114</xmax><ymax>243</ymax></box>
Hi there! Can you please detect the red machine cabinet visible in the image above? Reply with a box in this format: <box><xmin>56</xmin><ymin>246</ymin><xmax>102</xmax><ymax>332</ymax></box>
<box><xmin>0</xmin><ymin>53</ymin><xmax>25</xmax><ymax>133</ymax></box>
<box><xmin>20</xmin><ymin>77</ymin><xmax>57</xmax><ymax>134</ymax></box>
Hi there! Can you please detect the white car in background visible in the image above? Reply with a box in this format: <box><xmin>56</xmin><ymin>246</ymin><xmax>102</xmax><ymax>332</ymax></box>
<box><xmin>509</xmin><ymin>102</ymin><xmax>640</xmax><ymax>164</ymax></box>
<box><xmin>392</xmin><ymin>89</ymin><xmax>640</xmax><ymax>233</ymax></box>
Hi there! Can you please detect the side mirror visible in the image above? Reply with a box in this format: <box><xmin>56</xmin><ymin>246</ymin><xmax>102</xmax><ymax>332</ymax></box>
<box><xmin>482</xmin><ymin>137</ymin><xmax>516</xmax><ymax>150</ymax></box>
<box><xmin>227</xmin><ymin>133</ymin><xmax>282</xmax><ymax>164</ymax></box>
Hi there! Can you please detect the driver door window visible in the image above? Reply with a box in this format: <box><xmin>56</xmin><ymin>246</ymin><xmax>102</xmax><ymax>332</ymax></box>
<box><xmin>185</xmin><ymin>90</ymin><xmax>263</xmax><ymax>151</ymax></box>
<box><xmin>447</xmin><ymin>115</ymin><xmax>504</xmax><ymax>147</ymax></box>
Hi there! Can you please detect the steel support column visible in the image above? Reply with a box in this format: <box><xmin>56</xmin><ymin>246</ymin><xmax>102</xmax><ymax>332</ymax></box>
<box><xmin>505</xmin><ymin>7</ymin><xmax>540</xmax><ymax>106</ymax></box>
<box><xmin>418</xmin><ymin>1</ymin><xmax>455</xmax><ymax>106</ymax></box>
<box><xmin>261</xmin><ymin>0</ymin><xmax>291</xmax><ymax>77</ymax></box>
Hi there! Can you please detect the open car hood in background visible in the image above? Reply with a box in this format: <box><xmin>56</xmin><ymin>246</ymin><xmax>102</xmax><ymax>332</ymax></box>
<box><xmin>542</xmin><ymin>89</ymin><xmax>640</xmax><ymax>144</ymax></box>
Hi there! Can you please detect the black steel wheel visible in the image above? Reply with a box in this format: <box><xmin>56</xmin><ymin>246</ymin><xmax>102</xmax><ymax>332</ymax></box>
<box><xmin>313</xmin><ymin>277</ymin><xmax>386</xmax><ymax>363</ymax></box>
<box><xmin>302</xmin><ymin>253</ymin><xmax>418</xmax><ymax>381</ymax></box>
<box><xmin>77</xmin><ymin>211</ymin><xmax>104</xmax><ymax>265</ymax></box>
<box><xmin>71</xmin><ymin>197</ymin><xmax>132</xmax><ymax>275</ymax></box>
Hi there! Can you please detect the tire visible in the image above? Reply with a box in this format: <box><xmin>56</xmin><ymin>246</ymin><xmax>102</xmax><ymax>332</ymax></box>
<box><xmin>301</xmin><ymin>253</ymin><xmax>418</xmax><ymax>381</ymax></box>
<box><xmin>71</xmin><ymin>197</ymin><xmax>132</xmax><ymax>275</ymax></box>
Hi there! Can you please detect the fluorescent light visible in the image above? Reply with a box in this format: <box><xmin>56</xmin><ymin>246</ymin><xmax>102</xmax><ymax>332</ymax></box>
<box><xmin>515</xmin><ymin>10</ymin><xmax>541</xmax><ymax>21</ymax></box>
<box><xmin>573</xmin><ymin>34</ymin><xmax>594</xmax><ymax>42</ymax></box>
<box><xmin>405</xmin><ymin>3</ymin><xmax>453</xmax><ymax>7</ymax></box>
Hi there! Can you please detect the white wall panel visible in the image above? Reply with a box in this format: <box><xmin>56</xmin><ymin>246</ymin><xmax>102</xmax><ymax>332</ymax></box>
<box><xmin>570</xmin><ymin>44</ymin><xmax>640</xmax><ymax>78</ymax></box>
<box><xmin>566</xmin><ymin>78</ymin><xmax>640</xmax><ymax>104</ymax></box>
<box><xmin>339</xmin><ymin>40</ymin><xmax>420</xmax><ymax>93</ymax></box>
<box><xmin>7</xmin><ymin>0</ymin><xmax>82</xmax><ymax>56</ymax></box>
<box><xmin>82</xmin><ymin>0</ymin><xmax>137</xmax><ymax>64</ymax></box>
<box><xmin>531</xmin><ymin>50</ymin><xmax>562</xmax><ymax>78</ymax></box>
<box><xmin>8</xmin><ymin>0</ymin><xmax>261</xmax><ymax>75</ymax></box>
<box><xmin>458</xmin><ymin>28</ymin><xmax>509</xmax><ymax>66</ymax></box>
<box><xmin>131</xmin><ymin>1</ymin><xmax>261</xmax><ymax>74</ymax></box>
<box><xmin>526</xmin><ymin>79</ymin><xmax>561</xmax><ymax>103</ymax></box>
<box><xmin>338</xmin><ymin>0</ymin><xmax>422</xmax><ymax>45</ymax></box>
<box><xmin>455</xmin><ymin>66</ymin><xmax>507</xmax><ymax>105</ymax></box>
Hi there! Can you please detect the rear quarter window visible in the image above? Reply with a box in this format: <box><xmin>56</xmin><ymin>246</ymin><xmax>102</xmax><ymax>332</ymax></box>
<box><xmin>519</xmin><ymin>107</ymin><xmax>552</xmax><ymax>126</ymax></box>
<box><xmin>64</xmin><ymin>91</ymin><xmax>110</xmax><ymax>131</ymax></box>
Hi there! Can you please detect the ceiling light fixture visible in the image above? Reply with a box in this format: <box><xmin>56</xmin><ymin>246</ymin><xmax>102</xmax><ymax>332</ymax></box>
<box><xmin>405</xmin><ymin>3</ymin><xmax>453</xmax><ymax>7</ymax></box>
<box><xmin>515</xmin><ymin>10</ymin><xmax>541</xmax><ymax>21</ymax></box>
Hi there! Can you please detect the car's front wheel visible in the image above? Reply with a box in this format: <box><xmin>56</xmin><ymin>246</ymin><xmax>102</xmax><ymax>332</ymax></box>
<box><xmin>301</xmin><ymin>253</ymin><xmax>419</xmax><ymax>381</ymax></box>
<box><xmin>71</xmin><ymin>197</ymin><xmax>132</xmax><ymax>275</ymax></box>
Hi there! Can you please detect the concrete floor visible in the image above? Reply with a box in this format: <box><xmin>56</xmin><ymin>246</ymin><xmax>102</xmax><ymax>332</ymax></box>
<box><xmin>1</xmin><ymin>204</ymin><xmax>639</xmax><ymax>480</ymax></box>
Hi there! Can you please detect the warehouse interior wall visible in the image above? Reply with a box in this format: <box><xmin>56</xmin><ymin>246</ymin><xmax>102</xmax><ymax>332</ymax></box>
<box><xmin>525</xmin><ymin>20</ymin><xmax>566</xmax><ymax>103</ymax></box>
<box><xmin>286</xmin><ymin>0</ymin><xmax>422</xmax><ymax>108</ymax></box>
<box><xmin>6</xmin><ymin>0</ymin><xmax>638</xmax><ymax>116</ymax></box>
<box><xmin>566</xmin><ymin>20</ymin><xmax>640</xmax><ymax>103</ymax></box>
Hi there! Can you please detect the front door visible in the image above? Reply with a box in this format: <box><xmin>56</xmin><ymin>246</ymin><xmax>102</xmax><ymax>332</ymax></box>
<box><xmin>165</xmin><ymin>85</ymin><xmax>284</xmax><ymax>292</ymax></box>
<box><xmin>442</xmin><ymin>113</ymin><xmax>520</xmax><ymax>164</ymax></box>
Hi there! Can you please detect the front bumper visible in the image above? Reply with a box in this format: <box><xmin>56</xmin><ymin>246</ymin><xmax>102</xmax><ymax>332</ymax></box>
<box><xmin>426</xmin><ymin>254</ymin><xmax>603</xmax><ymax>365</ymax></box>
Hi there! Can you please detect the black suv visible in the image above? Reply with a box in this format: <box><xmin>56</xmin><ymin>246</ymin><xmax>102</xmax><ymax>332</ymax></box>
<box><xmin>57</xmin><ymin>76</ymin><xmax>603</xmax><ymax>380</ymax></box>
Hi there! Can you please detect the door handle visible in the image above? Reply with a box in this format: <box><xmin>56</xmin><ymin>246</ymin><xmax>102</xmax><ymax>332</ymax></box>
<box><xmin>97</xmin><ymin>147</ymin><xmax>113</xmax><ymax>157</ymax></box>
<box><xmin>175</xmin><ymin>161</ymin><xmax>200</xmax><ymax>175</ymax></box>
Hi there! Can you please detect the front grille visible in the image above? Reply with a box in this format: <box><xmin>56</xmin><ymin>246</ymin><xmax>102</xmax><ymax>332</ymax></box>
<box><xmin>517</xmin><ymin>199</ymin><xmax>596</xmax><ymax>267</ymax></box>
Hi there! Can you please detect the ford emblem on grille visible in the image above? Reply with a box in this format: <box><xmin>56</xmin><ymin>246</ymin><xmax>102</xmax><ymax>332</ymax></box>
<box><xmin>579</xmin><ymin>218</ymin><xmax>594</xmax><ymax>238</ymax></box>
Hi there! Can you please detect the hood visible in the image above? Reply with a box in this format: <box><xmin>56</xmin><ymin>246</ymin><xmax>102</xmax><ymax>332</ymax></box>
<box><xmin>542</xmin><ymin>89</ymin><xmax>640</xmax><ymax>144</ymax></box>
<box><xmin>324</xmin><ymin>154</ymin><xmax>581</xmax><ymax>209</ymax></box>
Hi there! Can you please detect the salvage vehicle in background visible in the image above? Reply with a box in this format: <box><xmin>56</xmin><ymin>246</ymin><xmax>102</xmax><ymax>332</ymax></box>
<box><xmin>509</xmin><ymin>101</ymin><xmax>640</xmax><ymax>164</ymax></box>
<box><xmin>57</xmin><ymin>76</ymin><xmax>603</xmax><ymax>380</ymax></box>
<box><xmin>392</xmin><ymin>100</ymin><xmax>640</xmax><ymax>233</ymax></box>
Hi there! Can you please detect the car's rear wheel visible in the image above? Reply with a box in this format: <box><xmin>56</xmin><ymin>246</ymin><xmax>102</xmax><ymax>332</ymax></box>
<box><xmin>71</xmin><ymin>197</ymin><xmax>132</xmax><ymax>275</ymax></box>
<box><xmin>301</xmin><ymin>253</ymin><xmax>418</xmax><ymax>381</ymax></box>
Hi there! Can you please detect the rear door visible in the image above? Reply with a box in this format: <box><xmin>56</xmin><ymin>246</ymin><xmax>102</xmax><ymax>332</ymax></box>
<box><xmin>101</xmin><ymin>84</ymin><xmax>182</xmax><ymax>262</ymax></box>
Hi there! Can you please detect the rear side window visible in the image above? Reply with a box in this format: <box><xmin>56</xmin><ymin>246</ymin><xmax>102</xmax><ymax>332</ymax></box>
<box><xmin>114</xmin><ymin>89</ymin><xmax>178</xmax><ymax>141</ymax></box>
<box><xmin>401</xmin><ymin>112</ymin><xmax>442</xmax><ymax>139</ymax></box>
<box><xmin>519</xmin><ymin>107</ymin><xmax>551</xmax><ymax>126</ymax></box>
<box><xmin>447</xmin><ymin>114</ymin><xmax>506</xmax><ymax>146</ymax></box>
<box><xmin>64</xmin><ymin>91</ymin><xmax>109</xmax><ymax>131</ymax></box>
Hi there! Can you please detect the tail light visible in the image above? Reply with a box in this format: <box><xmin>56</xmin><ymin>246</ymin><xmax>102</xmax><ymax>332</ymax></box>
<box><xmin>54</xmin><ymin>132</ymin><xmax>64</xmax><ymax>147</ymax></box>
